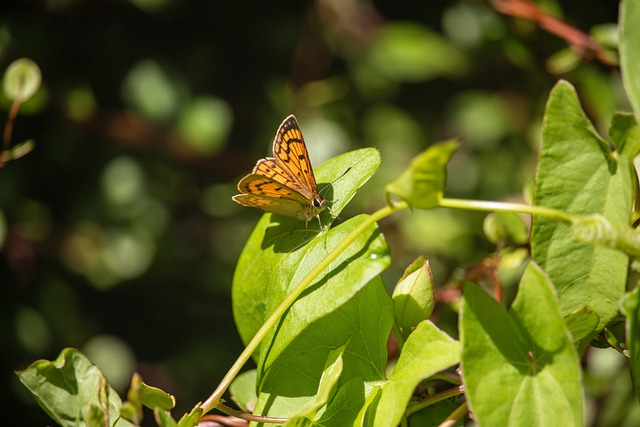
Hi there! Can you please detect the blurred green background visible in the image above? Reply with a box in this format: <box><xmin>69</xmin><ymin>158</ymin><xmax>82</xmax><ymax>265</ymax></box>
<box><xmin>1</xmin><ymin>0</ymin><xmax>634</xmax><ymax>425</ymax></box>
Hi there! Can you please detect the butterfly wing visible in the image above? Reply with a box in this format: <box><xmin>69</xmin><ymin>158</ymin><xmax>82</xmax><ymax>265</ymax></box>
<box><xmin>233</xmin><ymin>173</ymin><xmax>310</xmax><ymax>218</ymax></box>
<box><xmin>253</xmin><ymin>158</ymin><xmax>295</xmax><ymax>187</ymax></box>
<box><xmin>271</xmin><ymin>115</ymin><xmax>319</xmax><ymax>200</ymax></box>
<box><xmin>233</xmin><ymin>115</ymin><xmax>328</xmax><ymax>222</ymax></box>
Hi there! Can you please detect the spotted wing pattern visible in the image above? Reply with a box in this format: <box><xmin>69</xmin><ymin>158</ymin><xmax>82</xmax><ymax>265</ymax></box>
<box><xmin>233</xmin><ymin>174</ymin><xmax>316</xmax><ymax>220</ymax></box>
<box><xmin>271</xmin><ymin>115</ymin><xmax>319</xmax><ymax>200</ymax></box>
<box><xmin>232</xmin><ymin>115</ymin><xmax>327</xmax><ymax>222</ymax></box>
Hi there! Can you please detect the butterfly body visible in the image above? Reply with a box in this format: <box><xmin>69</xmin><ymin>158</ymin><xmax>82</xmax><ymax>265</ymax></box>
<box><xmin>233</xmin><ymin>115</ymin><xmax>328</xmax><ymax>224</ymax></box>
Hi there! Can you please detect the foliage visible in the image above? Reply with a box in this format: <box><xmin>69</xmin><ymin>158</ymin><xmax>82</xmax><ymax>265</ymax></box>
<box><xmin>4</xmin><ymin>0</ymin><xmax>640</xmax><ymax>426</ymax></box>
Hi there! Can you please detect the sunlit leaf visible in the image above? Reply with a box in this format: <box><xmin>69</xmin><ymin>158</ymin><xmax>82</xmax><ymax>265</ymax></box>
<box><xmin>385</xmin><ymin>140</ymin><xmax>459</xmax><ymax>209</ymax></box>
<box><xmin>284</xmin><ymin>345</ymin><xmax>345</xmax><ymax>425</ymax></box>
<box><xmin>232</xmin><ymin>148</ymin><xmax>391</xmax><ymax>421</ymax></box>
<box><xmin>16</xmin><ymin>348</ymin><xmax>133</xmax><ymax>427</ymax></box>
<box><xmin>232</xmin><ymin>147</ymin><xmax>382</xmax><ymax>347</ymax></box>
<box><xmin>461</xmin><ymin>262</ymin><xmax>582</xmax><ymax>426</ymax></box>
<box><xmin>531</xmin><ymin>81</ymin><xmax>633</xmax><ymax>329</ymax></box>
<box><xmin>563</xmin><ymin>306</ymin><xmax>600</xmax><ymax>344</ymax></box>
<box><xmin>176</xmin><ymin>404</ymin><xmax>202</xmax><ymax>427</ymax></box>
<box><xmin>155</xmin><ymin>409</ymin><xmax>178</xmax><ymax>427</ymax></box>
<box><xmin>392</xmin><ymin>257</ymin><xmax>435</xmax><ymax>331</ymax></box>
<box><xmin>373</xmin><ymin>321</ymin><xmax>460</xmax><ymax>427</ymax></box>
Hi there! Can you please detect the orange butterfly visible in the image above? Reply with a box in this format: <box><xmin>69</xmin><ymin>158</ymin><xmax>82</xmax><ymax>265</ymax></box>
<box><xmin>233</xmin><ymin>115</ymin><xmax>328</xmax><ymax>227</ymax></box>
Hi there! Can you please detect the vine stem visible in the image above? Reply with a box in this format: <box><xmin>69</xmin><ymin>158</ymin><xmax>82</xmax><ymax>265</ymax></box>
<box><xmin>200</xmin><ymin>201</ymin><xmax>409</xmax><ymax>415</ymax></box>
<box><xmin>439</xmin><ymin>198</ymin><xmax>574</xmax><ymax>223</ymax></box>
<box><xmin>1</xmin><ymin>79</ymin><xmax>23</xmax><ymax>167</ymax></box>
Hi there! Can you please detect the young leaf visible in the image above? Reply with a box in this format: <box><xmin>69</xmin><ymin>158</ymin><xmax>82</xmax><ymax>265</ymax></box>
<box><xmin>176</xmin><ymin>404</ymin><xmax>203</xmax><ymax>427</ymax></box>
<box><xmin>385</xmin><ymin>140</ymin><xmax>459</xmax><ymax>209</ymax></box>
<box><xmin>460</xmin><ymin>262</ymin><xmax>582</xmax><ymax>426</ymax></box>
<box><xmin>373</xmin><ymin>320</ymin><xmax>460</xmax><ymax>427</ymax></box>
<box><xmin>3</xmin><ymin>57</ymin><xmax>42</xmax><ymax>102</ymax></box>
<box><xmin>620</xmin><ymin>0</ymin><xmax>640</xmax><ymax>125</ymax></box>
<box><xmin>121</xmin><ymin>372</ymin><xmax>175</xmax><ymax>424</ymax></box>
<box><xmin>232</xmin><ymin>147</ymin><xmax>382</xmax><ymax>348</ymax></box>
<box><xmin>155</xmin><ymin>409</ymin><xmax>179</xmax><ymax>427</ymax></box>
<box><xmin>621</xmin><ymin>286</ymin><xmax>640</xmax><ymax>403</ymax></box>
<box><xmin>16</xmin><ymin>347</ymin><xmax>131</xmax><ymax>427</ymax></box>
<box><xmin>392</xmin><ymin>257</ymin><xmax>435</xmax><ymax>331</ymax></box>
<box><xmin>531</xmin><ymin>81</ymin><xmax>633</xmax><ymax>329</ymax></box>
<box><xmin>138</xmin><ymin>382</ymin><xmax>174</xmax><ymax>410</ymax></box>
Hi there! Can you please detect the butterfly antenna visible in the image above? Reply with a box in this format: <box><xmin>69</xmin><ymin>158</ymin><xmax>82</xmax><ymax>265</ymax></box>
<box><xmin>319</xmin><ymin>167</ymin><xmax>351</xmax><ymax>196</ymax></box>
<box><xmin>319</xmin><ymin>166</ymin><xmax>352</xmax><ymax>201</ymax></box>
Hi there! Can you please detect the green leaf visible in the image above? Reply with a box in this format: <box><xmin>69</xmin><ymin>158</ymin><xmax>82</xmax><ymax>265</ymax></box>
<box><xmin>3</xmin><ymin>57</ymin><xmax>42</xmax><ymax>102</ymax></box>
<box><xmin>1</xmin><ymin>139</ymin><xmax>35</xmax><ymax>164</ymax></box>
<box><xmin>531</xmin><ymin>81</ymin><xmax>632</xmax><ymax>329</ymax></box>
<box><xmin>373</xmin><ymin>321</ymin><xmax>460</xmax><ymax>427</ymax></box>
<box><xmin>120</xmin><ymin>370</ymin><xmax>174</xmax><ymax>425</ymax></box>
<box><xmin>232</xmin><ymin>147</ymin><xmax>382</xmax><ymax>348</ymax></box>
<box><xmin>407</xmin><ymin>400</ymin><xmax>462</xmax><ymax>427</ymax></box>
<box><xmin>15</xmin><ymin>347</ymin><xmax>131</xmax><ymax>427</ymax></box>
<box><xmin>253</xmin><ymin>274</ymin><xmax>393</xmax><ymax>420</ymax></box>
<box><xmin>229</xmin><ymin>369</ymin><xmax>258</xmax><ymax>413</ymax></box>
<box><xmin>315</xmin><ymin>346</ymin><xmax>346</xmax><ymax>408</ymax></box>
<box><xmin>392</xmin><ymin>257</ymin><xmax>436</xmax><ymax>331</ymax></box>
<box><xmin>155</xmin><ymin>409</ymin><xmax>178</xmax><ymax>427</ymax></box>
<box><xmin>176</xmin><ymin>404</ymin><xmax>202</xmax><ymax>427</ymax></box>
<box><xmin>602</xmin><ymin>318</ymin><xmax>626</xmax><ymax>353</ymax></box>
<box><xmin>138</xmin><ymin>381</ymin><xmax>174</xmax><ymax>410</ymax></box>
<box><xmin>385</xmin><ymin>140</ymin><xmax>459</xmax><ymax>209</ymax></box>
<box><xmin>563</xmin><ymin>306</ymin><xmax>600</xmax><ymax>355</ymax></box>
<box><xmin>563</xmin><ymin>306</ymin><xmax>600</xmax><ymax>344</ymax></box>
<box><xmin>621</xmin><ymin>286</ymin><xmax>640</xmax><ymax>402</ymax></box>
<box><xmin>317</xmin><ymin>378</ymin><xmax>375</xmax><ymax>427</ymax></box>
<box><xmin>284</xmin><ymin>345</ymin><xmax>346</xmax><ymax>425</ymax></box>
<box><xmin>232</xmin><ymin>145</ymin><xmax>388</xmax><ymax>421</ymax></box>
<box><xmin>460</xmin><ymin>262</ymin><xmax>582</xmax><ymax>426</ymax></box>
<box><xmin>85</xmin><ymin>403</ymin><xmax>107</xmax><ymax>427</ymax></box>
<box><xmin>609</xmin><ymin>113</ymin><xmax>640</xmax><ymax>157</ymax></box>
<box><xmin>85</xmin><ymin>377</ymin><xmax>110</xmax><ymax>427</ymax></box>
<box><xmin>620</xmin><ymin>0</ymin><xmax>640</xmax><ymax>125</ymax></box>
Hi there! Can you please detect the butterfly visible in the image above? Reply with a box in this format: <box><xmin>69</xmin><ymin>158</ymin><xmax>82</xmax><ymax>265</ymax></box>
<box><xmin>233</xmin><ymin>115</ymin><xmax>328</xmax><ymax>228</ymax></box>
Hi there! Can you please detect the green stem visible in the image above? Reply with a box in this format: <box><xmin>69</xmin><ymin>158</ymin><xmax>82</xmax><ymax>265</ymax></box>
<box><xmin>214</xmin><ymin>402</ymin><xmax>289</xmax><ymax>423</ymax></box>
<box><xmin>406</xmin><ymin>385</ymin><xmax>465</xmax><ymax>417</ymax></box>
<box><xmin>200</xmin><ymin>201</ymin><xmax>409</xmax><ymax>415</ymax></box>
<box><xmin>439</xmin><ymin>198</ymin><xmax>574</xmax><ymax>223</ymax></box>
